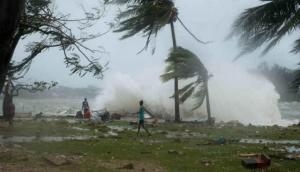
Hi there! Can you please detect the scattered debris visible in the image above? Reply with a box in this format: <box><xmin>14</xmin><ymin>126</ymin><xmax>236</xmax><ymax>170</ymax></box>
<box><xmin>0</xmin><ymin>135</ymin><xmax>97</xmax><ymax>143</ymax></box>
<box><xmin>168</xmin><ymin>150</ymin><xmax>184</xmax><ymax>155</ymax></box>
<box><xmin>241</xmin><ymin>154</ymin><xmax>271</xmax><ymax>171</ymax></box>
<box><xmin>98</xmin><ymin>160</ymin><xmax>165</xmax><ymax>172</ymax></box>
<box><xmin>284</xmin><ymin>146</ymin><xmax>300</xmax><ymax>160</ymax></box>
<box><xmin>240</xmin><ymin>139</ymin><xmax>300</xmax><ymax>145</ymax></box>
<box><xmin>151</xmin><ymin>118</ymin><xmax>159</xmax><ymax>127</ymax></box>
<box><xmin>239</xmin><ymin>153</ymin><xmax>257</xmax><ymax>157</ymax></box>
<box><xmin>165</xmin><ymin>131</ymin><xmax>206</xmax><ymax>139</ymax></box>
<box><xmin>118</xmin><ymin>163</ymin><xmax>134</xmax><ymax>169</ymax></box>
<box><xmin>71</xmin><ymin>127</ymin><xmax>89</xmax><ymax>131</ymax></box>
<box><xmin>111</xmin><ymin>113</ymin><xmax>122</xmax><ymax>120</ymax></box>
<box><xmin>268</xmin><ymin>147</ymin><xmax>286</xmax><ymax>153</ymax></box>
<box><xmin>43</xmin><ymin>154</ymin><xmax>70</xmax><ymax>166</ymax></box>
<box><xmin>285</xmin><ymin>154</ymin><xmax>300</xmax><ymax>160</ymax></box>
<box><xmin>104</xmin><ymin>131</ymin><xmax>118</xmax><ymax>137</ymax></box>
<box><xmin>214</xmin><ymin>137</ymin><xmax>226</xmax><ymax>145</ymax></box>
<box><xmin>140</xmin><ymin>151</ymin><xmax>152</xmax><ymax>154</ymax></box>
<box><xmin>107</xmin><ymin>126</ymin><xmax>125</xmax><ymax>132</ymax></box>
<box><xmin>34</xmin><ymin>112</ymin><xmax>43</xmax><ymax>120</ymax></box>
<box><xmin>92</xmin><ymin>110</ymin><xmax>110</xmax><ymax>122</ymax></box>
<box><xmin>200</xmin><ymin>159</ymin><xmax>212</xmax><ymax>167</ymax></box>
<box><xmin>75</xmin><ymin>111</ymin><xmax>83</xmax><ymax>119</ymax></box>
<box><xmin>286</xmin><ymin>146</ymin><xmax>300</xmax><ymax>154</ymax></box>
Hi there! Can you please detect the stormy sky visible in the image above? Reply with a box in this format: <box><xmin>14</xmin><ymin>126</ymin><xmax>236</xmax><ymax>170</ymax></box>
<box><xmin>13</xmin><ymin>0</ymin><xmax>300</xmax><ymax>88</ymax></box>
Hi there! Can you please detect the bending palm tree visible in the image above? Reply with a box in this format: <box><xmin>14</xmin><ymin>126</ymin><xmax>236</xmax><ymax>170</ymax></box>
<box><xmin>106</xmin><ymin>0</ymin><xmax>181</xmax><ymax>121</ymax></box>
<box><xmin>106</xmin><ymin>0</ymin><xmax>209</xmax><ymax>122</ymax></box>
<box><xmin>231</xmin><ymin>0</ymin><xmax>300</xmax><ymax>57</ymax></box>
<box><xmin>161</xmin><ymin>47</ymin><xmax>212</xmax><ymax>123</ymax></box>
<box><xmin>231</xmin><ymin>0</ymin><xmax>300</xmax><ymax>92</ymax></box>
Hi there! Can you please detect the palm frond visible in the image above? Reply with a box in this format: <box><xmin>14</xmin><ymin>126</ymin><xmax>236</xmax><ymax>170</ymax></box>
<box><xmin>292</xmin><ymin>38</ymin><xmax>300</xmax><ymax>53</ymax></box>
<box><xmin>161</xmin><ymin>46</ymin><xmax>208</xmax><ymax>109</ymax></box>
<box><xmin>180</xmin><ymin>86</ymin><xmax>195</xmax><ymax>103</ymax></box>
<box><xmin>192</xmin><ymin>88</ymin><xmax>206</xmax><ymax>110</ymax></box>
<box><xmin>164</xmin><ymin>47</ymin><xmax>208</xmax><ymax>79</ymax></box>
<box><xmin>111</xmin><ymin>0</ymin><xmax>177</xmax><ymax>52</ymax></box>
<box><xmin>105</xmin><ymin>0</ymin><xmax>151</xmax><ymax>5</ymax></box>
<box><xmin>160</xmin><ymin>72</ymin><xmax>175</xmax><ymax>82</ymax></box>
<box><xmin>231</xmin><ymin>0</ymin><xmax>300</xmax><ymax>56</ymax></box>
<box><xmin>178</xmin><ymin>82</ymin><xmax>195</xmax><ymax>94</ymax></box>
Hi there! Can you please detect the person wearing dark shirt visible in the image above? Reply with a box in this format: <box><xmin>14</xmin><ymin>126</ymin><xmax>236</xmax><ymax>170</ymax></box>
<box><xmin>82</xmin><ymin>98</ymin><xmax>89</xmax><ymax>113</ymax></box>
<box><xmin>82</xmin><ymin>98</ymin><xmax>91</xmax><ymax>119</ymax></box>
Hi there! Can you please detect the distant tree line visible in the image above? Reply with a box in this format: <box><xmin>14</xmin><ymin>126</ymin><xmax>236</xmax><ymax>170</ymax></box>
<box><xmin>3</xmin><ymin>85</ymin><xmax>100</xmax><ymax>99</ymax></box>
<box><xmin>257</xmin><ymin>63</ymin><xmax>299</xmax><ymax>102</ymax></box>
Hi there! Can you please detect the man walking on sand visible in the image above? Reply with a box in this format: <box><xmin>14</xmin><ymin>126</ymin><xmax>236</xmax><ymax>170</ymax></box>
<box><xmin>137</xmin><ymin>100</ymin><xmax>151</xmax><ymax>136</ymax></box>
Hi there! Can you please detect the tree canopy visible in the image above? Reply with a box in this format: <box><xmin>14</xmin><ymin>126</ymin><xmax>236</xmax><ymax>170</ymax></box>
<box><xmin>231</xmin><ymin>0</ymin><xmax>300</xmax><ymax>57</ymax></box>
<box><xmin>105</xmin><ymin>0</ymin><xmax>177</xmax><ymax>53</ymax></box>
<box><xmin>9</xmin><ymin>0</ymin><xmax>109</xmax><ymax>79</ymax></box>
<box><xmin>161</xmin><ymin>47</ymin><xmax>208</xmax><ymax>110</ymax></box>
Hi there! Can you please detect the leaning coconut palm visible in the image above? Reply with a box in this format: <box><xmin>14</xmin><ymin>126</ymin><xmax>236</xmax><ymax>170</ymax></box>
<box><xmin>109</xmin><ymin>0</ymin><xmax>177</xmax><ymax>52</ymax></box>
<box><xmin>231</xmin><ymin>0</ymin><xmax>300</xmax><ymax>93</ymax></box>
<box><xmin>105</xmin><ymin>0</ymin><xmax>208</xmax><ymax>122</ymax></box>
<box><xmin>106</xmin><ymin>0</ymin><xmax>181</xmax><ymax>121</ymax></box>
<box><xmin>231</xmin><ymin>0</ymin><xmax>300</xmax><ymax>58</ymax></box>
<box><xmin>161</xmin><ymin>47</ymin><xmax>212</xmax><ymax>123</ymax></box>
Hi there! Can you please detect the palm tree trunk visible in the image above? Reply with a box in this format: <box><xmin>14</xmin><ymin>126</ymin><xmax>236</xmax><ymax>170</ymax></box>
<box><xmin>205</xmin><ymin>79</ymin><xmax>212</xmax><ymax>125</ymax></box>
<box><xmin>0</xmin><ymin>0</ymin><xmax>24</xmax><ymax>93</ymax></box>
<box><xmin>170</xmin><ymin>21</ymin><xmax>180</xmax><ymax>122</ymax></box>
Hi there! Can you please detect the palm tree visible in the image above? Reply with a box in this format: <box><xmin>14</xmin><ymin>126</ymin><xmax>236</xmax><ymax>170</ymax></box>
<box><xmin>110</xmin><ymin>0</ymin><xmax>177</xmax><ymax>50</ymax></box>
<box><xmin>231</xmin><ymin>0</ymin><xmax>300</xmax><ymax>92</ymax></box>
<box><xmin>106</xmin><ymin>0</ymin><xmax>181</xmax><ymax>121</ymax></box>
<box><xmin>231</xmin><ymin>0</ymin><xmax>300</xmax><ymax>57</ymax></box>
<box><xmin>161</xmin><ymin>47</ymin><xmax>212</xmax><ymax>123</ymax></box>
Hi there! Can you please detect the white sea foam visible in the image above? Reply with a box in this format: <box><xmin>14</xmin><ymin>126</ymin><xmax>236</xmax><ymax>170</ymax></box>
<box><xmin>93</xmin><ymin>61</ymin><xmax>297</xmax><ymax>126</ymax></box>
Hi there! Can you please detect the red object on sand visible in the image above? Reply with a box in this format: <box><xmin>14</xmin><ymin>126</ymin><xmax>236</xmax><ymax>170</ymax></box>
<box><xmin>241</xmin><ymin>154</ymin><xmax>271</xmax><ymax>171</ymax></box>
<box><xmin>84</xmin><ymin>111</ymin><xmax>91</xmax><ymax>119</ymax></box>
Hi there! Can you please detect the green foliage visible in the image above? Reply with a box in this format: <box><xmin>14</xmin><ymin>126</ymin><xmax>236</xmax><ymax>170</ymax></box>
<box><xmin>9</xmin><ymin>0</ymin><xmax>107</xmax><ymax>79</ymax></box>
<box><xmin>258</xmin><ymin>63</ymin><xmax>300</xmax><ymax>101</ymax></box>
<box><xmin>106</xmin><ymin>0</ymin><xmax>177</xmax><ymax>52</ymax></box>
<box><xmin>25</xmin><ymin>0</ymin><xmax>51</xmax><ymax>15</ymax></box>
<box><xmin>292</xmin><ymin>68</ymin><xmax>300</xmax><ymax>90</ymax></box>
<box><xmin>231</xmin><ymin>0</ymin><xmax>300</xmax><ymax>92</ymax></box>
<box><xmin>231</xmin><ymin>0</ymin><xmax>300</xmax><ymax>57</ymax></box>
<box><xmin>13</xmin><ymin>81</ymin><xmax>58</xmax><ymax>95</ymax></box>
<box><xmin>161</xmin><ymin>47</ymin><xmax>208</xmax><ymax>109</ymax></box>
<box><xmin>16</xmin><ymin>85</ymin><xmax>100</xmax><ymax>99</ymax></box>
